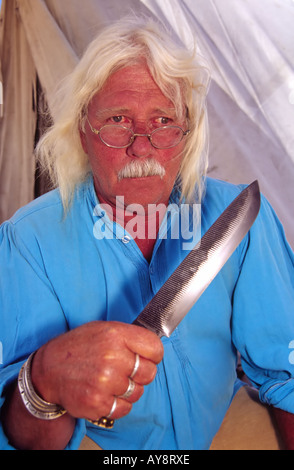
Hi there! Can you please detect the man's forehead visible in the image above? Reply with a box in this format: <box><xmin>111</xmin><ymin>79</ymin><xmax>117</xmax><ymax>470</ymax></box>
<box><xmin>91</xmin><ymin>65</ymin><xmax>172</xmax><ymax>99</ymax></box>
<box><xmin>87</xmin><ymin>64</ymin><xmax>185</xmax><ymax>119</ymax></box>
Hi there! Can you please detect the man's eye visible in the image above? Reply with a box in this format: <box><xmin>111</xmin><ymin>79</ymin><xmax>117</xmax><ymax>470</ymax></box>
<box><xmin>109</xmin><ymin>115</ymin><xmax>132</xmax><ymax>124</ymax></box>
<box><xmin>111</xmin><ymin>116</ymin><xmax>124</xmax><ymax>123</ymax></box>
<box><xmin>157</xmin><ymin>117</ymin><xmax>172</xmax><ymax>125</ymax></box>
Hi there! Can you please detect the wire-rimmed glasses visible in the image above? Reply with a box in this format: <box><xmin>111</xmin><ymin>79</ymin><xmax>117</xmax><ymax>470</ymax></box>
<box><xmin>86</xmin><ymin>118</ymin><xmax>190</xmax><ymax>149</ymax></box>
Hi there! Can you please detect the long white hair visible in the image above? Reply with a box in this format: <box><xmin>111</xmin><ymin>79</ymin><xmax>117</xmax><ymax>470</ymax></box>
<box><xmin>36</xmin><ymin>16</ymin><xmax>211</xmax><ymax>211</ymax></box>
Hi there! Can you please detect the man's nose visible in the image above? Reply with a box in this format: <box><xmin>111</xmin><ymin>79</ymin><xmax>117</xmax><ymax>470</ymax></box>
<box><xmin>127</xmin><ymin>131</ymin><xmax>153</xmax><ymax>158</ymax></box>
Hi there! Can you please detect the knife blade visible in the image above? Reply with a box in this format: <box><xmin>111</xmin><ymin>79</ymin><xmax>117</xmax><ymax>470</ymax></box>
<box><xmin>132</xmin><ymin>180</ymin><xmax>261</xmax><ymax>337</ymax></box>
<box><xmin>92</xmin><ymin>180</ymin><xmax>260</xmax><ymax>429</ymax></box>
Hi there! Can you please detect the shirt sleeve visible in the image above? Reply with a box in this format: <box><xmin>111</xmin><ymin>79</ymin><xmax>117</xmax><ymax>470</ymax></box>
<box><xmin>232</xmin><ymin>193</ymin><xmax>294</xmax><ymax>412</ymax></box>
<box><xmin>0</xmin><ymin>220</ymin><xmax>86</xmax><ymax>449</ymax></box>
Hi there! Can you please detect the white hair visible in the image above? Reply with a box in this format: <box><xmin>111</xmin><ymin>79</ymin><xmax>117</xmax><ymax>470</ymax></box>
<box><xmin>36</xmin><ymin>16</ymin><xmax>211</xmax><ymax>211</ymax></box>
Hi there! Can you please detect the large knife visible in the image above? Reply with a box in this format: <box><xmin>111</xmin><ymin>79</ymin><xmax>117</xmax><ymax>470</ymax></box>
<box><xmin>132</xmin><ymin>180</ymin><xmax>260</xmax><ymax>337</ymax></box>
<box><xmin>94</xmin><ymin>180</ymin><xmax>260</xmax><ymax>428</ymax></box>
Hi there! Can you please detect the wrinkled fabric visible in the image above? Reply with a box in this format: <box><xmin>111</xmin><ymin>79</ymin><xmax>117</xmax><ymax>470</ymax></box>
<box><xmin>0</xmin><ymin>177</ymin><xmax>293</xmax><ymax>450</ymax></box>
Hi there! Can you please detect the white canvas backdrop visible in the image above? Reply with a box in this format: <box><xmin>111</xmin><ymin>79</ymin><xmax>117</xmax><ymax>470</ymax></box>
<box><xmin>0</xmin><ymin>0</ymin><xmax>293</xmax><ymax>247</ymax></box>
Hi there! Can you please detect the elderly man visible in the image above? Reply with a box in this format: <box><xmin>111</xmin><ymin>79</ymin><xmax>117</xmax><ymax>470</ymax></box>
<box><xmin>0</xmin><ymin>17</ymin><xmax>294</xmax><ymax>450</ymax></box>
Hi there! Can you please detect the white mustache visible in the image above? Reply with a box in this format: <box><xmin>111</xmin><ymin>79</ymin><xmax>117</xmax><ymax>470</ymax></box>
<box><xmin>117</xmin><ymin>159</ymin><xmax>166</xmax><ymax>181</ymax></box>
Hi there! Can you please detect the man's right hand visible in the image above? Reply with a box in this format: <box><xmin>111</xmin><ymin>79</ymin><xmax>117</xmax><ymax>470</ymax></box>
<box><xmin>31</xmin><ymin>321</ymin><xmax>164</xmax><ymax>422</ymax></box>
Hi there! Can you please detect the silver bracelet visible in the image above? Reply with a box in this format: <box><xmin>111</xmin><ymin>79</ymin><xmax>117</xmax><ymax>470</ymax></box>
<box><xmin>18</xmin><ymin>352</ymin><xmax>67</xmax><ymax>420</ymax></box>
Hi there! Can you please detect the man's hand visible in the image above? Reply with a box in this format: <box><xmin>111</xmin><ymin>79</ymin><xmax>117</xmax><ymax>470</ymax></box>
<box><xmin>31</xmin><ymin>321</ymin><xmax>164</xmax><ymax>422</ymax></box>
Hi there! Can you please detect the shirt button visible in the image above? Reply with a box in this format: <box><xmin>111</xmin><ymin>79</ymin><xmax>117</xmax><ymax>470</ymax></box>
<box><xmin>121</xmin><ymin>235</ymin><xmax>131</xmax><ymax>244</ymax></box>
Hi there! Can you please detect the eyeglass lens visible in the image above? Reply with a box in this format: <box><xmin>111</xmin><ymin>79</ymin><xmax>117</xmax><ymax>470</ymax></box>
<box><xmin>99</xmin><ymin>126</ymin><xmax>184</xmax><ymax>149</ymax></box>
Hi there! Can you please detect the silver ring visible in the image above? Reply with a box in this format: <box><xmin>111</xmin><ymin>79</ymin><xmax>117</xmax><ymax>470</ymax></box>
<box><xmin>119</xmin><ymin>378</ymin><xmax>135</xmax><ymax>399</ymax></box>
<box><xmin>130</xmin><ymin>353</ymin><xmax>140</xmax><ymax>379</ymax></box>
<box><xmin>106</xmin><ymin>397</ymin><xmax>117</xmax><ymax>419</ymax></box>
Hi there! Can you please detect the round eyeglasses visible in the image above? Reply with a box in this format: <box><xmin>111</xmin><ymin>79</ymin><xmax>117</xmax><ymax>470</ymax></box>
<box><xmin>86</xmin><ymin>118</ymin><xmax>190</xmax><ymax>149</ymax></box>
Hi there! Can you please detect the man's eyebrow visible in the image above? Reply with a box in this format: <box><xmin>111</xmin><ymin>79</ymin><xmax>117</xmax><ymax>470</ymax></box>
<box><xmin>153</xmin><ymin>108</ymin><xmax>177</xmax><ymax>117</ymax></box>
<box><xmin>94</xmin><ymin>108</ymin><xmax>130</xmax><ymax>120</ymax></box>
<box><xmin>94</xmin><ymin>107</ymin><xmax>178</xmax><ymax>120</ymax></box>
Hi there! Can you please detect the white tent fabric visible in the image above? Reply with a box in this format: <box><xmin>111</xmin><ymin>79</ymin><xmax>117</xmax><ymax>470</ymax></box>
<box><xmin>0</xmin><ymin>0</ymin><xmax>293</xmax><ymax>247</ymax></box>
<box><xmin>142</xmin><ymin>0</ymin><xmax>294</xmax><ymax>248</ymax></box>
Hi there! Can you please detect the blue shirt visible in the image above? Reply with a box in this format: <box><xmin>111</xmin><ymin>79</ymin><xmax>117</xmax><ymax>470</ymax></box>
<box><xmin>0</xmin><ymin>177</ymin><xmax>294</xmax><ymax>450</ymax></box>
